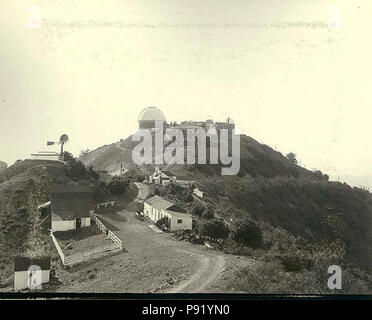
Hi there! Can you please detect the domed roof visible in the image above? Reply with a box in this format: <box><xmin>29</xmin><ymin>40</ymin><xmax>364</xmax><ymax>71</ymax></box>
<box><xmin>138</xmin><ymin>107</ymin><xmax>166</xmax><ymax>122</ymax></box>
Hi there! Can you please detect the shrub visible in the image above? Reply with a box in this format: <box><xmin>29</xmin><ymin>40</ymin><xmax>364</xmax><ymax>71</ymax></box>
<box><xmin>234</xmin><ymin>221</ymin><xmax>264</xmax><ymax>249</ymax></box>
<box><xmin>108</xmin><ymin>177</ymin><xmax>129</xmax><ymax>196</ymax></box>
<box><xmin>280</xmin><ymin>255</ymin><xmax>309</xmax><ymax>272</ymax></box>
<box><xmin>202</xmin><ymin>208</ymin><xmax>214</xmax><ymax>219</ymax></box>
<box><xmin>200</xmin><ymin>220</ymin><xmax>230</xmax><ymax>241</ymax></box>
<box><xmin>156</xmin><ymin>217</ymin><xmax>170</xmax><ymax>231</ymax></box>
<box><xmin>88</xmin><ymin>166</ymin><xmax>100</xmax><ymax>181</ymax></box>
<box><xmin>192</xmin><ymin>204</ymin><xmax>205</xmax><ymax>217</ymax></box>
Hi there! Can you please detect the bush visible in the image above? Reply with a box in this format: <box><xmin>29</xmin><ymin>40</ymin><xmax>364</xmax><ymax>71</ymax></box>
<box><xmin>234</xmin><ymin>221</ymin><xmax>264</xmax><ymax>249</ymax></box>
<box><xmin>192</xmin><ymin>204</ymin><xmax>205</xmax><ymax>217</ymax></box>
<box><xmin>63</xmin><ymin>151</ymin><xmax>100</xmax><ymax>182</ymax></box>
<box><xmin>200</xmin><ymin>220</ymin><xmax>230</xmax><ymax>241</ymax></box>
<box><xmin>280</xmin><ymin>255</ymin><xmax>310</xmax><ymax>272</ymax></box>
<box><xmin>108</xmin><ymin>177</ymin><xmax>129</xmax><ymax>196</ymax></box>
<box><xmin>202</xmin><ymin>208</ymin><xmax>214</xmax><ymax>219</ymax></box>
<box><xmin>156</xmin><ymin>217</ymin><xmax>170</xmax><ymax>231</ymax></box>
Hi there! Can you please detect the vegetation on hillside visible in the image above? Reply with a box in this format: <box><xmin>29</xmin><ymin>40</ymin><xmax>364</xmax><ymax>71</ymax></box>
<box><xmin>75</xmin><ymin>132</ymin><xmax>372</xmax><ymax>292</ymax></box>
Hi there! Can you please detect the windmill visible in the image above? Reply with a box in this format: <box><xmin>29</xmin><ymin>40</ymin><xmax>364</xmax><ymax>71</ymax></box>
<box><xmin>47</xmin><ymin>134</ymin><xmax>69</xmax><ymax>157</ymax></box>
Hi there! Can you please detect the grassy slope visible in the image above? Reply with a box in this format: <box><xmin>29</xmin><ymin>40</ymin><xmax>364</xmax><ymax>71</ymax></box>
<box><xmin>0</xmin><ymin>160</ymin><xmax>65</xmax><ymax>286</ymax></box>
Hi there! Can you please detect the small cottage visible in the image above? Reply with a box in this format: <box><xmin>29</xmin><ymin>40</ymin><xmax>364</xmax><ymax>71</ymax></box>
<box><xmin>14</xmin><ymin>256</ymin><xmax>51</xmax><ymax>291</ymax></box>
<box><xmin>50</xmin><ymin>185</ymin><xmax>93</xmax><ymax>232</ymax></box>
<box><xmin>149</xmin><ymin>167</ymin><xmax>176</xmax><ymax>186</ymax></box>
<box><xmin>143</xmin><ymin>195</ymin><xmax>192</xmax><ymax>231</ymax></box>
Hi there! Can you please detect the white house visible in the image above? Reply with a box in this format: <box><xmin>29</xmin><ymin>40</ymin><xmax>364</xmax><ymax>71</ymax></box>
<box><xmin>193</xmin><ymin>188</ymin><xmax>204</xmax><ymax>198</ymax></box>
<box><xmin>149</xmin><ymin>168</ymin><xmax>176</xmax><ymax>186</ymax></box>
<box><xmin>50</xmin><ymin>185</ymin><xmax>93</xmax><ymax>232</ymax></box>
<box><xmin>14</xmin><ymin>257</ymin><xmax>51</xmax><ymax>291</ymax></box>
<box><xmin>143</xmin><ymin>195</ymin><xmax>192</xmax><ymax>231</ymax></box>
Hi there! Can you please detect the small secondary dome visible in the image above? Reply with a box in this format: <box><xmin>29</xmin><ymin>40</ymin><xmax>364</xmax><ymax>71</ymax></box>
<box><xmin>138</xmin><ymin>107</ymin><xmax>167</xmax><ymax>129</ymax></box>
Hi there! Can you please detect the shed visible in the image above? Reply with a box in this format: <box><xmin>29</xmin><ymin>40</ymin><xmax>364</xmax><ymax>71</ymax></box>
<box><xmin>14</xmin><ymin>256</ymin><xmax>51</xmax><ymax>291</ymax></box>
<box><xmin>143</xmin><ymin>195</ymin><xmax>192</xmax><ymax>231</ymax></box>
<box><xmin>50</xmin><ymin>185</ymin><xmax>93</xmax><ymax>232</ymax></box>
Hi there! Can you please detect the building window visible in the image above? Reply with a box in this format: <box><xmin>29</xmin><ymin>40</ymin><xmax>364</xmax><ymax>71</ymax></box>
<box><xmin>177</xmin><ymin>219</ymin><xmax>182</xmax><ymax>224</ymax></box>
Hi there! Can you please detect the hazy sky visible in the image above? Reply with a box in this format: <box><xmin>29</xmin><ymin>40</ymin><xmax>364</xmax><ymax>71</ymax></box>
<box><xmin>0</xmin><ymin>0</ymin><xmax>371</xmax><ymax>186</ymax></box>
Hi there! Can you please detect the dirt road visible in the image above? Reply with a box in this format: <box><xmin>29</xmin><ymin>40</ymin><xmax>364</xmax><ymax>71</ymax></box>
<box><xmin>54</xmin><ymin>183</ymin><xmax>254</xmax><ymax>293</ymax></box>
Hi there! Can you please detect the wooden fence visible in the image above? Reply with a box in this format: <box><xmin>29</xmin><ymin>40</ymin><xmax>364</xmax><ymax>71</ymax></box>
<box><xmin>50</xmin><ymin>232</ymin><xmax>65</xmax><ymax>265</ymax></box>
<box><xmin>95</xmin><ymin>215</ymin><xmax>123</xmax><ymax>250</ymax></box>
<box><xmin>63</xmin><ymin>243</ymin><xmax>121</xmax><ymax>266</ymax></box>
<box><xmin>50</xmin><ymin>217</ymin><xmax>123</xmax><ymax>267</ymax></box>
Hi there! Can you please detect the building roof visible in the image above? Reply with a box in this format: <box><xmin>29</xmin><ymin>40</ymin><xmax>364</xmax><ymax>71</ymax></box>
<box><xmin>145</xmin><ymin>196</ymin><xmax>190</xmax><ymax>218</ymax></box>
<box><xmin>138</xmin><ymin>107</ymin><xmax>166</xmax><ymax>122</ymax></box>
<box><xmin>166</xmin><ymin>204</ymin><xmax>187</xmax><ymax>213</ymax></box>
<box><xmin>164</xmin><ymin>206</ymin><xmax>191</xmax><ymax>218</ymax></box>
<box><xmin>14</xmin><ymin>256</ymin><xmax>51</xmax><ymax>272</ymax></box>
<box><xmin>51</xmin><ymin>185</ymin><xmax>93</xmax><ymax>220</ymax></box>
<box><xmin>145</xmin><ymin>195</ymin><xmax>173</xmax><ymax>211</ymax></box>
<box><xmin>164</xmin><ymin>210</ymin><xmax>192</xmax><ymax>219</ymax></box>
<box><xmin>161</xmin><ymin>170</ymin><xmax>175</xmax><ymax>177</ymax></box>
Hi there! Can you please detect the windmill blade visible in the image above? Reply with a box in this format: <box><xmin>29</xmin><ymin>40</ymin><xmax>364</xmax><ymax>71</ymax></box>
<box><xmin>59</xmin><ymin>134</ymin><xmax>69</xmax><ymax>144</ymax></box>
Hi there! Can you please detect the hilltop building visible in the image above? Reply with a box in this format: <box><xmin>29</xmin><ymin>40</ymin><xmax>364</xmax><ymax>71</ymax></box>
<box><xmin>30</xmin><ymin>151</ymin><xmax>63</xmax><ymax>162</ymax></box>
<box><xmin>50</xmin><ymin>185</ymin><xmax>93</xmax><ymax>232</ymax></box>
<box><xmin>138</xmin><ymin>106</ymin><xmax>168</xmax><ymax>129</ymax></box>
<box><xmin>137</xmin><ymin>106</ymin><xmax>235</xmax><ymax>132</ymax></box>
<box><xmin>179</xmin><ymin>117</ymin><xmax>234</xmax><ymax>132</ymax></box>
<box><xmin>143</xmin><ymin>195</ymin><xmax>192</xmax><ymax>231</ymax></box>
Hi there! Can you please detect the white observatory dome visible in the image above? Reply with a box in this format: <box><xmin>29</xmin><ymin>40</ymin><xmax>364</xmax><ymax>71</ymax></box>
<box><xmin>138</xmin><ymin>107</ymin><xmax>167</xmax><ymax>129</ymax></box>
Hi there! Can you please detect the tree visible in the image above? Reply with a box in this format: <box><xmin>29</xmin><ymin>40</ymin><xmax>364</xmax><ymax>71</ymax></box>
<box><xmin>286</xmin><ymin>152</ymin><xmax>298</xmax><ymax>165</ymax></box>
<box><xmin>234</xmin><ymin>221</ymin><xmax>264</xmax><ymax>249</ymax></box>
<box><xmin>107</xmin><ymin>177</ymin><xmax>129</xmax><ymax>196</ymax></box>
<box><xmin>200</xmin><ymin>220</ymin><xmax>230</xmax><ymax>241</ymax></box>
<box><xmin>88</xmin><ymin>166</ymin><xmax>100</xmax><ymax>181</ymax></box>
<box><xmin>313</xmin><ymin>170</ymin><xmax>323</xmax><ymax>179</ymax></box>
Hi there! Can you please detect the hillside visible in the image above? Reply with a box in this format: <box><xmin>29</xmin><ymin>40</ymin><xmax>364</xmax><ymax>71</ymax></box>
<box><xmin>80</xmin><ymin>133</ymin><xmax>372</xmax><ymax>278</ymax></box>
<box><xmin>79</xmin><ymin>138</ymin><xmax>139</xmax><ymax>175</ymax></box>
<box><xmin>0</xmin><ymin>160</ymin><xmax>65</xmax><ymax>287</ymax></box>
<box><xmin>80</xmin><ymin>134</ymin><xmax>322</xmax><ymax>180</ymax></box>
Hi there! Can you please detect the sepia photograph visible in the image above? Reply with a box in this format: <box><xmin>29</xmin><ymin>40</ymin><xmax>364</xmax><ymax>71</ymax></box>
<box><xmin>0</xmin><ymin>0</ymin><xmax>371</xmax><ymax>311</ymax></box>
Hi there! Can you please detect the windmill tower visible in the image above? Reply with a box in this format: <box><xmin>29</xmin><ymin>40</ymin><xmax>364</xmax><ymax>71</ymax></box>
<box><xmin>47</xmin><ymin>134</ymin><xmax>69</xmax><ymax>160</ymax></box>
<box><xmin>59</xmin><ymin>134</ymin><xmax>69</xmax><ymax>156</ymax></box>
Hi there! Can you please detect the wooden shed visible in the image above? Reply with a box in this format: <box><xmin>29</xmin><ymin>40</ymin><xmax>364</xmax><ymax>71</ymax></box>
<box><xmin>14</xmin><ymin>256</ymin><xmax>51</xmax><ymax>291</ymax></box>
<box><xmin>50</xmin><ymin>185</ymin><xmax>93</xmax><ymax>232</ymax></box>
<box><xmin>144</xmin><ymin>195</ymin><xmax>192</xmax><ymax>231</ymax></box>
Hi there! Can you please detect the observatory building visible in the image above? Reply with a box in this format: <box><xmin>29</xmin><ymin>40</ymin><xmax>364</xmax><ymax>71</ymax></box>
<box><xmin>138</xmin><ymin>106</ymin><xmax>167</xmax><ymax>129</ymax></box>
